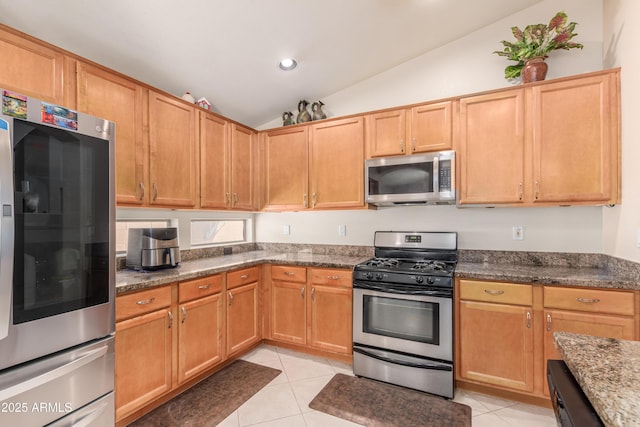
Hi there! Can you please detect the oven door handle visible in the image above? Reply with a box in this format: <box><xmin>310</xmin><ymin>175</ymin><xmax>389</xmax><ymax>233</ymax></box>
<box><xmin>353</xmin><ymin>347</ymin><xmax>452</xmax><ymax>371</ymax></box>
<box><xmin>353</xmin><ymin>281</ymin><xmax>452</xmax><ymax>297</ymax></box>
<box><xmin>0</xmin><ymin>118</ymin><xmax>14</xmax><ymax>341</ymax></box>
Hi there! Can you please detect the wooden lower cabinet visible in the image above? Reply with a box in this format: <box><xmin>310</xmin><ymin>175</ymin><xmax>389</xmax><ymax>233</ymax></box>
<box><xmin>458</xmin><ymin>300</ymin><xmax>534</xmax><ymax>392</ymax></box>
<box><xmin>457</xmin><ymin>278</ymin><xmax>637</xmax><ymax>400</ymax></box>
<box><xmin>269</xmin><ymin>265</ymin><xmax>353</xmax><ymax>356</ymax></box>
<box><xmin>226</xmin><ymin>267</ymin><xmax>261</xmax><ymax>357</ymax></box>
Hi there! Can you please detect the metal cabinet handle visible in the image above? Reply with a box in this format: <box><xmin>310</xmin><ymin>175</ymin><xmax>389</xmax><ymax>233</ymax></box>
<box><xmin>198</xmin><ymin>284</ymin><xmax>211</xmax><ymax>290</ymax></box>
<box><xmin>303</xmin><ymin>193</ymin><xmax>308</xmax><ymax>208</ymax></box>
<box><xmin>546</xmin><ymin>313</ymin><xmax>552</xmax><ymax>332</ymax></box>
<box><xmin>139</xmin><ymin>182</ymin><xmax>145</xmax><ymax>201</ymax></box>
<box><xmin>411</xmin><ymin>137</ymin><xmax>417</xmax><ymax>152</ymax></box>
<box><xmin>534</xmin><ymin>181</ymin><xmax>540</xmax><ymax>200</ymax></box>
<box><xmin>483</xmin><ymin>289</ymin><xmax>504</xmax><ymax>295</ymax></box>
<box><xmin>233</xmin><ymin>192</ymin><xmax>238</xmax><ymax>207</ymax></box>
<box><xmin>152</xmin><ymin>182</ymin><xmax>158</xmax><ymax>201</ymax></box>
<box><xmin>327</xmin><ymin>275</ymin><xmax>340</xmax><ymax>280</ymax></box>
<box><xmin>301</xmin><ymin>287</ymin><xmax>305</xmax><ymax>299</ymax></box>
<box><xmin>526</xmin><ymin>311</ymin><xmax>531</xmax><ymax>329</ymax></box>
<box><xmin>518</xmin><ymin>182</ymin><xmax>523</xmax><ymax>200</ymax></box>
<box><xmin>400</xmin><ymin>139</ymin><xmax>405</xmax><ymax>153</ymax></box>
<box><xmin>311</xmin><ymin>287</ymin><xmax>315</xmax><ymax>301</ymax></box>
<box><xmin>226</xmin><ymin>192</ymin><xmax>231</xmax><ymax>206</ymax></box>
<box><xmin>576</xmin><ymin>297</ymin><xmax>601</xmax><ymax>304</ymax></box>
<box><xmin>228</xmin><ymin>292</ymin><xmax>233</xmax><ymax>306</ymax></box>
<box><xmin>168</xmin><ymin>311</ymin><xmax>173</xmax><ymax>329</ymax></box>
<box><xmin>181</xmin><ymin>306</ymin><xmax>187</xmax><ymax>323</ymax></box>
<box><xmin>136</xmin><ymin>297</ymin><xmax>155</xmax><ymax>305</ymax></box>
<box><xmin>312</xmin><ymin>193</ymin><xmax>317</xmax><ymax>207</ymax></box>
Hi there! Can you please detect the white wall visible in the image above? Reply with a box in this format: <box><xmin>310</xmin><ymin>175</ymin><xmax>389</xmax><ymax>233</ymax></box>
<box><xmin>255</xmin><ymin>0</ymin><xmax>608</xmax><ymax>253</ymax></box>
<box><xmin>602</xmin><ymin>0</ymin><xmax>640</xmax><ymax>263</ymax></box>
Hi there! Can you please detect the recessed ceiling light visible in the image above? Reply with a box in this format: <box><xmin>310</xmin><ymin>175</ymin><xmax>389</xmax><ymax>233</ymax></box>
<box><xmin>279</xmin><ymin>58</ymin><xmax>297</xmax><ymax>70</ymax></box>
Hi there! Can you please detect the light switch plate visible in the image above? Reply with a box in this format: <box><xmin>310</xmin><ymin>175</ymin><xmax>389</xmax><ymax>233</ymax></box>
<box><xmin>512</xmin><ymin>226</ymin><xmax>524</xmax><ymax>240</ymax></box>
<box><xmin>283</xmin><ymin>225</ymin><xmax>291</xmax><ymax>236</ymax></box>
<box><xmin>338</xmin><ymin>224</ymin><xmax>347</xmax><ymax>237</ymax></box>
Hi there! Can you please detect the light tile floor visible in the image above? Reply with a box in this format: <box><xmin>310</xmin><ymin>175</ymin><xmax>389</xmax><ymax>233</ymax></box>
<box><xmin>217</xmin><ymin>344</ymin><xmax>557</xmax><ymax>426</ymax></box>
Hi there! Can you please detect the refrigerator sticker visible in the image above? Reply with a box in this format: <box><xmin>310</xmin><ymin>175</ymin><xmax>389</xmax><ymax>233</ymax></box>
<box><xmin>41</xmin><ymin>102</ymin><xmax>78</xmax><ymax>130</ymax></box>
<box><xmin>2</xmin><ymin>90</ymin><xmax>27</xmax><ymax>119</ymax></box>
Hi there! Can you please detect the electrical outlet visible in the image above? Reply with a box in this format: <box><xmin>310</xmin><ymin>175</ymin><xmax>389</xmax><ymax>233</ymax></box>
<box><xmin>338</xmin><ymin>224</ymin><xmax>347</xmax><ymax>237</ymax></box>
<box><xmin>512</xmin><ymin>226</ymin><xmax>524</xmax><ymax>240</ymax></box>
<box><xmin>283</xmin><ymin>225</ymin><xmax>291</xmax><ymax>236</ymax></box>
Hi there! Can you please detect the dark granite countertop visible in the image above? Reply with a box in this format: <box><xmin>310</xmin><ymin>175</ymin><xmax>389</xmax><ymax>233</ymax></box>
<box><xmin>456</xmin><ymin>262</ymin><xmax>640</xmax><ymax>290</ymax></box>
<box><xmin>554</xmin><ymin>332</ymin><xmax>640</xmax><ymax>427</ymax></box>
<box><xmin>116</xmin><ymin>250</ymin><xmax>370</xmax><ymax>294</ymax></box>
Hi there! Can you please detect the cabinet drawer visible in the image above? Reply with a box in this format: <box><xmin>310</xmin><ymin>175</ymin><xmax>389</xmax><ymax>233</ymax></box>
<box><xmin>459</xmin><ymin>280</ymin><xmax>532</xmax><ymax>306</ymax></box>
<box><xmin>544</xmin><ymin>286</ymin><xmax>635</xmax><ymax>316</ymax></box>
<box><xmin>309</xmin><ymin>268</ymin><xmax>352</xmax><ymax>287</ymax></box>
<box><xmin>227</xmin><ymin>266</ymin><xmax>260</xmax><ymax>289</ymax></box>
<box><xmin>271</xmin><ymin>265</ymin><xmax>306</xmax><ymax>283</ymax></box>
<box><xmin>179</xmin><ymin>274</ymin><xmax>223</xmax><ymax>303</ymax></box>
<box><xmin>116</xmin><ymin>286</ymin><xmax>172</xmax><ymax>321</ymax></box>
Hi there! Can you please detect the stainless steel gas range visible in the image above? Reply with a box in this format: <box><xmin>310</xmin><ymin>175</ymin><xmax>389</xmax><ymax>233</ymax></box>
<box><xmin>352</xmin><ymin>231</ymin><xmax>457</xmax><ymax>398</ymax></box>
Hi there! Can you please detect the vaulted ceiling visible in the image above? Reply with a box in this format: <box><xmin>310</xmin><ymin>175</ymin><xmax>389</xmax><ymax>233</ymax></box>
<box><xmin>0</xmin><ymin>0</ymin><xmax>542</xmax><ymax>127</ymax></box>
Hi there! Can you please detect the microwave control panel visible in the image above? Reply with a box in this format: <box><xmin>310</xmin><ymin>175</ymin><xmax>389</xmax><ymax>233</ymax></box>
<box><xmin>439</xmin><ymin>160</ymin><xmax>451</xmax><ymax>191</ymax></box>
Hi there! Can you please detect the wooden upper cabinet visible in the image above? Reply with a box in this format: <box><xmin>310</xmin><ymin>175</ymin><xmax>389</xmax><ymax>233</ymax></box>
<box><xmin>408</xmin><ymin>101</ymin><xmax>454</xmax><ymax>153</ymax></box>
<box><xmin>309</xmin><ymin>117</ymin><xmax>365</xmax><ymax>209</ymax></box>
<box><xmin>366</xmin><ymin>109</ymin><xmax>407</xmax><ymax>157</ymax></box>
<box><xmin>263</xmin><ymin>126</ymin><xmax>309</xmax><ymax>210</ymax></box>
<box><xmin>230</xmin><ymin>123</ymin><xmax>255</xmax><ymax>210</ymax></box>
<box><xmin>148</xmin><ymin>91</ymin><xmax>198</xmax><ymax>207</ymax></box>
<box><xmin>531</xmin><ymin>73</ymin><xmax>619</xmax><ymax>204</ymax></box>
<box><xmin>76</xmin><ymin>62</ymin><xmax>146</xmax><ymax>205</ymax></box>
<box><xmin>0</xmin><ymin>26</ymin><xmax>65</xmax><ymax>104</ymax></box>
<box><xmin>459</xmin><ymin>89</ymin><xmax>525</xmax><ymax>205</ymax></box>
<box><xmin>200</xmin><ymin>113</ymin><xmax>229</xmax><ymax>209</ymax></box>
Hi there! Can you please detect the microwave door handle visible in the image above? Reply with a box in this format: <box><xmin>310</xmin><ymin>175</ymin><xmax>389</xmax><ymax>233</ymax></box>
<box><xmin>353</xmin><ymin>347</ymin><xmax>452</xmax><ymax>371</ymax></box>
<box><xmin>433</xmin><ymin>155</ymin><xmax>440</xmax><ymax>194</ymax></box>
<box><xmin>0</xmin><ymin>118</ymin><xmax>14</xmax><ymax>341</ymax></box>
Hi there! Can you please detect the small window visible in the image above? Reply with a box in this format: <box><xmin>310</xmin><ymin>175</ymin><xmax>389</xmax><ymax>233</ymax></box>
<box><xmin>190</xmin><ymin>219</ymin><xmax>246</xmax><ymax>246</ymax></box>
<box><xmin>116</xmin><ymin>220</ymin><xmax>172</xmax><ymax>253</ymax></box>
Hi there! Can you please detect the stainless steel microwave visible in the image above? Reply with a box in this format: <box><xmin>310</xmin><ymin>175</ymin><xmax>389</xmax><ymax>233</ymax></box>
<box><xmin>365</xmin><ymin>151</ymin><xmax>455</xmax><ymax>206</ymax></box>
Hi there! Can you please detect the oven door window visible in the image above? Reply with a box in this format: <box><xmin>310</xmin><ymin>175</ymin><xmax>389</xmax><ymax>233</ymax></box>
<box><xmin>12</xmin><ymin>119</ymin><xmax>110</xmax><ymax>324</ymax></box>
<box><xmin>362</xmin><ymin>295</ymin><xmax>439</xmax><ymax>345</ymax></box>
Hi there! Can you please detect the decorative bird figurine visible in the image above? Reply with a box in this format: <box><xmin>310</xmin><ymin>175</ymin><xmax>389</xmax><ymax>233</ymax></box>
<box><xmin>282</xmin><ymin>111</ymin><xmax>295</xmax><ymax>126</ymax></box>
<box><xmin>296</xmin><ymin>100</ymin><xmax>311</xmax><ymax>123</ymax></box>
<box><xmin>311</xmin><ymin>101</ymin><xmax>327</xmax><ymax>121</ymax></box>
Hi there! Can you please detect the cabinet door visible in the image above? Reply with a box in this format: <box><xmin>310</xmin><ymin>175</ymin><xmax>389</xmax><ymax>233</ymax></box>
<box><xmin>459</xmin><ymin>90</ymin><xmax>525</xmax><ymax>205</ymax></box>
<box><xmin>115</xmin><ymin>309</ymin><xmax>173</xmax><ymax>421</ymax></box>
<box><xmin>271</xmin><ymin>281</ymin><xmax>307</xmax><ymax>345</ymax></box>
<box><xmin>178</xmin><ymin>293</ymin><xmax>224</xmax><ymax>384</ymax></box>
<box><xmin>366</xmin><ymin>109</ymin><xmax>407</xmax><ymax>157</ymax></box>
<box><xmin>200</xmin><ymin>113</ymin><xmax>230</xmax><ymax>209</ymax></box>
<box><xmin>77</xmin><ymin>62</ymin><xmax>146</xmax><ymax>205</ymax></box>
<box><xmin>0</xmin><ymin>27</ymin><xmax>65</xmax><ymax>104</ymax></box>
<box><xmin>459</xmin><ymin>300</ymin><xmax>534</xmax><ymax>392</ymax></box>
<box><xmin>408</xmin><ymin>101</ymin><xmax>453</xmax><ymax>153</ymax></box>
<box><xmin>148</xmin><ymin>91</ymin><xmax>197</xmax><ymax>207</ymax></box>
<box><xmin>310</xmin><ymin>117</ymin><xmax>364</xmax><ymax>209</ymax></box>
<box><xmin>227</xmin><ymin>282</ymin><xmax>259</xmax><ymax>356</ymax></box>
<box><xmin>263</xmin><ymin>126</ymin><xmax>309</xmax><ymax>210</ymax></box>
<box><xmin>230</xmin><ymin>123</ymin><xmax>255</xmax><ymax>210</ymax></box>
<box><xmin>308</xmin><ymin>284</ymin><xmax>352</xmax><ymax>354</ymax></box>
<box><xmin>532</xmin><ymin>74</ymin><xmax>617</xmax><ymax>203</ymax></box>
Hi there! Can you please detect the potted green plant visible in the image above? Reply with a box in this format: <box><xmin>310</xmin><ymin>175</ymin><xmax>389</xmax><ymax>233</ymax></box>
<box><xmin>494</xmin><ymin>11</ymin><xmax>584</xmax><ymax>82</ymax></box>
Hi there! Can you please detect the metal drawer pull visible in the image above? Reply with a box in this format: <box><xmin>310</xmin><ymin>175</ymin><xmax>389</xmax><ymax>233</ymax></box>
<box><xmin>284</xmin><ymin>271</ymin><xmax>296</xmax><ymax>276</ymax></box>
<box><xmin>228</xmin><ymin>292</ymin><xmax>234</xmax><ymax>306</ymax></box>
<box><xmin>198</xmin><ymin>284</ymin><xmax>211</xmax><ymax>290</ymax></box>
<box><xmin>327</xmin><ymin>275</ymin><xmax>340</xmax><ymax>280</ymax></box>
<box><xmin>168</xmin><ymin>311</ymin><xmax>173</xmax><ymax>329</ymax></box>
<box><xmin>136</xmin><ymin>297</ymin><xmax>155</xmax><ymax>305</ymax></box>
<box><xmin>526</xmin><ymin>311</ymin><xmax>531</xmax><ymax>329</ymax></box>
<box><xmin>576</xmin><ymin>297</ymin><xmax>601</xmax><ymax>304</ymax></box>
<box><xmin>181</xmin><ymin>306</ymin><xmax>187</xmax><ymax>323</ymax></box>
<box><xmin>546</xmin><ymin>313</ymin><xmax>552</xmax><ymax>332</ymax></box>
<box><xmin>240</xmin><ymin>274</ymin><xmax>250</xmax><ymax>279</ymax></box>
<box><xmin>483</xmin><ymin>289</ymin><xmax>504</xmax><ymax>295</ymax></box>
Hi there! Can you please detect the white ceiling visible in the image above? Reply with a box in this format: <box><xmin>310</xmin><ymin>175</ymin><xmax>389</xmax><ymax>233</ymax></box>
<box><xmin>0</xmin><ymin>0</ymin><xmax>542</xmax><ymax>128</ymax></box>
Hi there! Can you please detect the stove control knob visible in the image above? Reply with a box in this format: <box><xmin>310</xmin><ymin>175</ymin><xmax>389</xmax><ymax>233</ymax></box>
<box><xmin>375</xmin><ymin>273</ymin><xmax>384</xmax><ymax>280</ymax></box>
<box><xmin>365</xmin><ymin>272</ymin><xmax>373</xmax><ymax>280</ymax></box>
<box><xmin>426</xmin><ymin>277</ymin><xmax>436</xmax><ymax>285</ymax></box>
<box><xmin>415</xmin><ymin>276</ymin><xmax>424</xmax><ymax>284</ymax></box>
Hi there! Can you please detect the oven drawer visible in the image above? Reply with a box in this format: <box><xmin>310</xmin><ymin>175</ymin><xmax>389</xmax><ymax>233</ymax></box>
<box><xmin>459</xmin><ymin>280</ymin><xmax>532</xmax><ymax>306</ymax></box>
<box><xmin>309</xmin><ymin>268</ymin><xmax>352</xmax><ymax>287</ymax></box>
<box><xmin>544</xmin><ymin>286</ymin><xmax>634</xmax><ymax>316</ymax></box>
<box><xmin>271</xmin><ymin>265</ymin><xmax>306</xmax><ymax>283</ymax></box>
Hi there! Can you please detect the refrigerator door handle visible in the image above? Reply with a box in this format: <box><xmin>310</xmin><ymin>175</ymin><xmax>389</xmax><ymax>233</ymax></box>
<box><xmin>0</xmin><ymin>117</ymin><xmax>14</xmax><ymax>341</ymax></box>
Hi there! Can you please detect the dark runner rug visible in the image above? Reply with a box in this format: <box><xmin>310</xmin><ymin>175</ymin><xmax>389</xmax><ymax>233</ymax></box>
<box><xmin>130</xmin><ymin>360</ymin><xmax>281</xmax><ymax>426</ymax></box>
<box><xmin>309</xmin><ymin>374</ymin><xmax>472</xmax><ymax>427</ymax></box>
